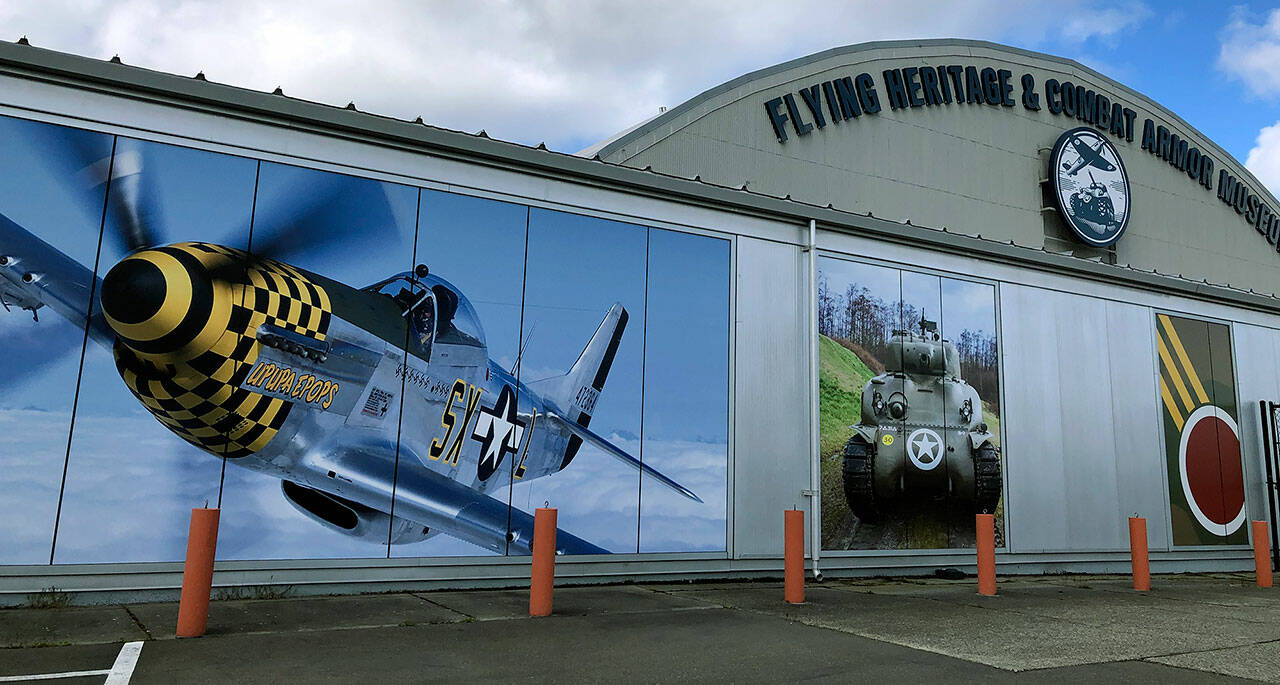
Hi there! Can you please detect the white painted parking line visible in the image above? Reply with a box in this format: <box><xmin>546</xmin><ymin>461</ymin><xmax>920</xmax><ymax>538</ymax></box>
<box><xmin>103</xmin><ymin>641</ymin><xmax>144</xmax><ymax>685</ymax></box>
<box><xmin>0</xmin><ymin>670</ymin><xmax>109</xmax><ymax>681</ymax></box>
<box><xmin>0</xmin><ymin>641</ymin><xmax>143</xmax><ymax>683</ymax></box>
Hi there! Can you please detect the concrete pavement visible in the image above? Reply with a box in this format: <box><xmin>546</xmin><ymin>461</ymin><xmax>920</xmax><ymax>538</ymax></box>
<box><xmin>0</xmin><ymin>573</ymin><xmax>1276</xmax><ymax>683</ymax></box>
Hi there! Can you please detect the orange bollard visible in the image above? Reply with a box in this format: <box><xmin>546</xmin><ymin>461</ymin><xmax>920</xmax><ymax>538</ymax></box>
<box><xmin>784</xmin><ymin>509</ymin><xmax>804</xmax><ymax>604</ymax></box>
<box><xmin>1129</xmin><ymin>516</ymin><xmax>1151</xmax><ymax>591</ymax></box>
<box><xmin>530</xmin><ymin>508</ymin><xmax>557</xmax><ymax>616</ymax></box>
<box><xmin>176</xmin><ymin>507</ymin><xmax>220</xmax><ymax>638</ymax></box>
<box><xmin>976</xmin><ymin>513</ymin><xmax>996</xmax><ymax>596</ymax></box>
<box><xmin>1254</xmin><ymin>520</ymin><xmax>1273</xmax><ymax>589</ymax></box>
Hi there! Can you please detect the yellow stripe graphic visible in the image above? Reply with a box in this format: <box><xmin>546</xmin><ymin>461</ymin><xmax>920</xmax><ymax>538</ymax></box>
<box><xmin>1156</xmin><ymin>333</ymin><xmax>1196</xmax><ymax>414</ymax></box>
<box><xmin>1158</xmin><ymin>314</ymin><xmax>1210</xmax><ymax>405</ymax></box>
<box><xmin>1159</xmin><ymin>377</ymin><xmax>1185</xmax><ymax>431</ymax></box>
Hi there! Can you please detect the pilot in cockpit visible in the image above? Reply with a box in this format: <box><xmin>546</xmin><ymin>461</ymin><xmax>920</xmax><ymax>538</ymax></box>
<box><xmin>411</xmin><ymin>296</ymin><xmax>435</xmax><ymax>347</ymax></box>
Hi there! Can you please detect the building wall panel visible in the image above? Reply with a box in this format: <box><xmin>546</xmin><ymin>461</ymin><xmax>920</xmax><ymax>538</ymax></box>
<box><xmin>731</xmin><ymin>237</ymin><xmax>811</xmax><ymax>557</ymax></box>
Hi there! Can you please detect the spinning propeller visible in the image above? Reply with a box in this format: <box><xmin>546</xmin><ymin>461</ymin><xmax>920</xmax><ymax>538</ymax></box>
<box><xmin>0</xmin><ymin>129</ymin><xmax>402</xmax><ymax>391</ymax></box>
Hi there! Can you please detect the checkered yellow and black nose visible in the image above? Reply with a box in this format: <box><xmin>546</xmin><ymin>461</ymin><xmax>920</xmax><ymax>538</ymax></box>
<box><xmin>104</xmin><ymin>242</ymin><xmax>334</xmax><ymax>459</ymax></box>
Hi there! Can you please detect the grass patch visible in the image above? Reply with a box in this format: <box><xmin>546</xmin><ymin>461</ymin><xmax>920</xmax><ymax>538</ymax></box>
<box><xmin>26</xmin><ymin>587</ymin><xmax>72</xmax><ymax>609</ymax></box>
<box><xmin>818</xmin><ymin>335</ymin><xmax>876</xmax><ymax>458</ymax></box>
<box><xmin>214</xmin><ymin>584</ymin><xmax>295</xmax><ymax>601</ymax></box>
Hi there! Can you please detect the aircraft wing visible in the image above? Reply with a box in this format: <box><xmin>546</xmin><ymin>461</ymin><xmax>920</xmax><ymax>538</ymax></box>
<box><xmin>1069</xmin><ymin>135</ymin><xmax>1091</xmax><ymax>158</ymax></box>
<box><xmin>1068</xmin><ymin>136</ymin><xmax>1116</xmax><ymax>172</ymax></box>
<box><xmin>0</xmin><ymin>212</ymin><xmax>113</xmax><ymax>347</ymax></box>
<box><xmin>544</xmin><ymin>411</ymin><xmax>703</xmax><ymax>503</ymax></box>
<box><xmin>343</xmin><ymin>455</ymin><xmax>608</xmax><ymax>555</ymax></box>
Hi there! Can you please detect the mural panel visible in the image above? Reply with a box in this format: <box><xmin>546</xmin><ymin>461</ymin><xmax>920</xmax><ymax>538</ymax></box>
<box><xmin>818</xmin><ymin>256</ymin><xmax>1004</xmax><ymax>551</ymax></box>
<box><xmin>0</xmin><ymin>113</ymin><xmax>731</xmax><ymax>565</ymax></box>
<box><xmin>1156</xmin><ymin>313</ymin><xmax>1247</xmax><ymax>546</ymax></box>
<box><xmin>0</xmin><ymin>117</ymin><xmax>112</xmax><ymax>564</ymax></box>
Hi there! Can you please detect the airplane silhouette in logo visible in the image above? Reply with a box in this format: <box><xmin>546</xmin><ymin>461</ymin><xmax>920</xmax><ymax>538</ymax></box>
<box><xmin>1061</xmin><ymin>133</ymin><xmax>1117</xmax><ymax>177</ymax></box>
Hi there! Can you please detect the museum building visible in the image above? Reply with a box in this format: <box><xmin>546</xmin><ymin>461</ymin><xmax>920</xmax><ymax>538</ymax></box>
<box><xmin>0</xmin><ymin>38</ymin><xmax>1277</xmax><ymax>603</ymax></box>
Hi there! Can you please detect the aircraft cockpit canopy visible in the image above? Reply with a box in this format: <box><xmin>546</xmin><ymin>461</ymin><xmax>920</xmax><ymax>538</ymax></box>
<box><xmin>366</xmin><ymin>271</ymin><xmax>487</xmax><ymax>361</ymax></box>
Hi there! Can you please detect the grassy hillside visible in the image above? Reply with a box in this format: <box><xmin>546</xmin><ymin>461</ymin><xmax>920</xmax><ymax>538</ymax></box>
<box><xmin>819</xmin><ymin>335</ymin><xmax>876</xmax><ymax>458</ymax></box>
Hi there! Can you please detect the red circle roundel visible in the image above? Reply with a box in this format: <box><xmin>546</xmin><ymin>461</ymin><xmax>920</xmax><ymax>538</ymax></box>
<box><xmin>1178</xmin><ymin>405</ymin><xmax>1246</xmax><ymax>536</ymax></box>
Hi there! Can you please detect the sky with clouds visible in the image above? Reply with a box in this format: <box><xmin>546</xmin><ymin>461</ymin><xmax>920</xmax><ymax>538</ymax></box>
<box><xmin>4</xmin><ymin>0</ymin><xmax>1280</xmax><ymax>195</ymax></box>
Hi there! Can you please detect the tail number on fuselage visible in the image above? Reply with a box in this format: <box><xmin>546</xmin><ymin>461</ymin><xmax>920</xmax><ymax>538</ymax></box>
<box><xmin>573</xmin><ymin>386</ymin><xmax>599</xmax><ymax>415</ymax></box>
<box><xmin>428</xmin><ymin>379</ymin><xmax>483</xmax><ymax>467</ymax></box>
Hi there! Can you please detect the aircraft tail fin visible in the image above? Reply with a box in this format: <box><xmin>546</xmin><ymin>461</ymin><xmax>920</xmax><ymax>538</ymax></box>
<box><xmin>530</xmin><ymin>303</ymin><xmax>627</xmax><ymax>469</ymax></box>
<box><xmin>567</xmin><ymin>303</ymin><xmax>627</xmax><ymax>420</ymax></box>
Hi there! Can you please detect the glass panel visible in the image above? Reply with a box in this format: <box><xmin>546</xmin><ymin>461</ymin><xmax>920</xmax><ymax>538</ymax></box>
<box><xmin>513</xmin><ymin>209</ymin><xmax>646</xmax><ymax>554</ymax></box>
<box><xmin>55</xmin><ymin>137</ymin><xmax>256</xmax><ymax>563</ymax></box>
<box><xmin>817</xmin><ymin>257</ymin><xmax>903</xmax><ymax>550</ymax></box>
<box><xmin>391</xmin><ymin>189</ymin><xmax>527</xmax><ymax>558</ymax></box>
<box><xmin>898</xmin><ymin>271</ymin><xmax>947</xmax><ymax>549</ymax></box>
<box><xmin>940</xmin><ymin>278</ymin><xmax>1003</xmax><ymax>547</ymax></box>
<box><xmin>638</xmin><ymin>228</ymin><xmax>730</xmax><ymax>552</ymax></box>
<box><xmin>215</xmin><ymin>161</ymin><xmax>419</xmax><ymax>560</ymax></box>
<box><xmin>0</xmin><ymin>115</ymin><xmax>111</xmax><ymax>564</ymax></box>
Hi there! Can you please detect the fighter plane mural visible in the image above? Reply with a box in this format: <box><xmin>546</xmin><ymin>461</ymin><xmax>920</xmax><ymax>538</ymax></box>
<box><xmin>0</xmin><ymin>127</ymin><xmax>706</xmax><ymax>558</ymax></box>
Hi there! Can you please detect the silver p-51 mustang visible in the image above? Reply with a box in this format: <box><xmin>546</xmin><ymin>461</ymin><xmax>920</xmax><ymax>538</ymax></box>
<box><xmin>0</xmin><ymin>148</ymin><xmax>698</xmax><ymax>556</ymax></box>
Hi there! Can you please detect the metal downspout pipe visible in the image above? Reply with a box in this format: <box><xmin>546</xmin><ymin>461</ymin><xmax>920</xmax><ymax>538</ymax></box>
<box><xmin>806</xmin><ymin>219</ymin><xmax>823</xmax><ymax>581</ymax></box>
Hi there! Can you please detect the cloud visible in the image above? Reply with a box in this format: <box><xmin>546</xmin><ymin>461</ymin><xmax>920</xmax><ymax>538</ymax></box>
<box><xmin>1</xmin><ymin>1</ymin><xmax>1150</xmax><ymax>152</ymax></box>
<box><xmin>0</xmin><ymin>400</ymin><xmax>728</xmax><ymax>562</ymax></box>
<box><xmin>1229</xmin><ymin>8</ymin><xmax>1280</xmax><ymax>197</ymax></box>
<box><xmin>1218</xmin><ymin>6</ymin><xmax>1280</xmax><ymax>98</ymax></box>
<box><xmin>1059</xmin><ymin>5</ymin><xmax>1152</xmax><ymax>44</ymax></box>
<box><xmin>507</xmin><ymin>433</ymin><xmax>728</xmax><ymax>553</ymax></box>
<box><xmin>1246</xmin><ymin>120</ymin><xmax>1280</xmax><ymax>196</ymax></box>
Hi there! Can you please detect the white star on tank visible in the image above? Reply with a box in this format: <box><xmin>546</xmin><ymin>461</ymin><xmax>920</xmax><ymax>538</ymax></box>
<box><xmin>906</xmin><ymin>428</ymin><xmax>944</xmax><ymax>471</ymax></box>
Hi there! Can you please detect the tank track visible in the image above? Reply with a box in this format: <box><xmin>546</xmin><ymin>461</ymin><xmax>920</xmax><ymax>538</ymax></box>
<box><xmin>841</xmin><ymin>436</ymin><xmax>881</xmax><ymax>522</ymax></box>
<box><xmin>973</xmin><ymin>442</ymin><xmax>1002</xmax><ymax>514</ymax></box>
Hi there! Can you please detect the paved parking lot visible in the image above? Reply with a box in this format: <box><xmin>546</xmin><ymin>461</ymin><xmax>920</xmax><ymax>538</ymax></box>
<box><xmin>1</xmin><ymin>573</ymin><xmax>1276</xmax><ymax>683</ymax></box>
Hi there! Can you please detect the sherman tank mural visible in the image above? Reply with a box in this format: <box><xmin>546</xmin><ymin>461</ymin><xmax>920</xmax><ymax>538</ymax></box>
<box><xmin>840</xmin><ymin>318</ymin><xmax>1002</xmax><ymax>521</ymax></box>
<box><xmin>817</xmin><ymin>257</ymin><xmax>1004</xmax><ymax>551</ymax></box>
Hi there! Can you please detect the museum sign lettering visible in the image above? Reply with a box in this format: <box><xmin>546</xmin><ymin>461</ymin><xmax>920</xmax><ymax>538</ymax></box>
<box><xmin>763</xmin><ymin>64</ymin><xmax>1280</xmax><ymax>253</ymax></box>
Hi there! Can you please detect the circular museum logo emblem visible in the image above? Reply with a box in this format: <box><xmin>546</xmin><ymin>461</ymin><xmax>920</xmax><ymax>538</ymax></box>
<box><xmin>1049</xmin><ymin>127</ymin><xmax>1131</xmax><ymax>247</ymax></box>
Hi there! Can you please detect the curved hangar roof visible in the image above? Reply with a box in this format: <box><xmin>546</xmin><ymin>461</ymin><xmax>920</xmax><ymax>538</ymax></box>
<box><xmin>584</xmin><ymin>39</ymin><xmax>1280</xmax><ymax>297</ymax></box>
